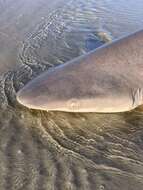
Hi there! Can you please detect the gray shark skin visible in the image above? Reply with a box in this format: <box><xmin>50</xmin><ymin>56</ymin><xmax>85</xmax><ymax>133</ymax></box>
<box><xmin>17</xmin><ymin>29</ymin><xmax>143</xmax><ymax>113</ymax></box>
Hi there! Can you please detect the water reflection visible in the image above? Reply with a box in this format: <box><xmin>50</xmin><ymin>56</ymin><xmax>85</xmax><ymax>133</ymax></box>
<box><xmin>21</xmin><ymin>0</ymin><xmax>143</xmax><ymax>69</ymax></box>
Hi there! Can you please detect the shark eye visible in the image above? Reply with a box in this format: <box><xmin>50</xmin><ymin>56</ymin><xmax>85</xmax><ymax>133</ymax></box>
<box><xmin>67</xmin><ymin>99</ymin><xmax>80</xmax><ymax>111</ymax></box>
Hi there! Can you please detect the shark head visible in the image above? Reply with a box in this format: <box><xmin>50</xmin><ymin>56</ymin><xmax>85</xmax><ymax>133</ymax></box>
<box><xmin>17</xmin><ymin>29</ymin><xmax>143</xmax><ymax>113</ymax></box>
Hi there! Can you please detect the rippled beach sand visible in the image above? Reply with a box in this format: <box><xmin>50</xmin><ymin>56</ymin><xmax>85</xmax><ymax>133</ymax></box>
<box><xmin>1</xmin><ymin>0</ymin><xmax>143</xmax><ymax>190</ymax></box>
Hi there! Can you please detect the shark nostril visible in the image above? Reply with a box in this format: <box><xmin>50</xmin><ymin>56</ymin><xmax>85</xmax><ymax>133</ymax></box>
<box><xmin>68</xmin><ymin>99</ymin><xmax>80</xmax><ymax>111</ymax></box>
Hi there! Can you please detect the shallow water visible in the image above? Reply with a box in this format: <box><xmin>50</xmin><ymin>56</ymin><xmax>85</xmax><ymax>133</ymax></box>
<box><xmin>1</xmin><ymin>0</ymin><xmax>143</xmax><ymax>190</ymax></box>
<box><xmin>20</xmin><ymin>0</ymin><xmax>143</xmax><ymax>65</ymax></box>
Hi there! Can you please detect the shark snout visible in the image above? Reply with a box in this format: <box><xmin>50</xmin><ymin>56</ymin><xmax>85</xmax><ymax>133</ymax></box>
<box><xmin>17</xmin><ymin>87</ymin><xmax>32</xmax><ymax>108</ymax></box>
